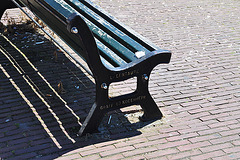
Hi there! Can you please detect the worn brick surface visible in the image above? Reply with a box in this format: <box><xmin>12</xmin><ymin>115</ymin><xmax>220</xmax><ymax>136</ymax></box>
<box><xmin>0</xmin><ymin>0</ymin><xmax>240</xmax><ymax>159</ymax></box>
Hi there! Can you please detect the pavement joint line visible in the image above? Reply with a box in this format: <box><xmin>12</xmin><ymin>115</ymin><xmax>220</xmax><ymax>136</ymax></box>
<box><xmin>0</xmin><ymin>0</ymin><xmax>240</xmax><ymax>159</ymax></box>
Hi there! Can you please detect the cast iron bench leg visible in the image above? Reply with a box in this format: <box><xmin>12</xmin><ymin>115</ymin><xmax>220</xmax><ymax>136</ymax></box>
<box><xmin>137</xmin><ymin>74</ymin><xmax>163</xmax><ymax>121</ymax></box>
<box><xmin>79</xmin><ymin>70</ymin><xmax>164</xmax><ymax>136</ymax></box>
<box><xmin>79</xmin><ymin>102</ymin><xmax>105</xmax><ymax>136</ymax></box>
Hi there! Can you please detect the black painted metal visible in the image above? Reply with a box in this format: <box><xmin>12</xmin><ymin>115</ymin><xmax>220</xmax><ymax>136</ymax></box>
<box><xmin>1</xmin><ymin>0</ymin><xmax>172</xmax><ymax>136</ymax></box>
<box><xmin>67</xmin><ymin>15</ymin><xmax>171</xmax><ymax>135</ymax></box>
<box><xmin>0</xmin><ymin>1</ymin><xmax>17</xmax><ymax>18</ymax></box>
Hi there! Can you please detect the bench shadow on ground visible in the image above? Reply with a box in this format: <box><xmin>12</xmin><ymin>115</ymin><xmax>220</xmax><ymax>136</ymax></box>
<box><xmin>0</xmin><ymin>23</ymin><xmax>160</xmax><ymax>159</ymax></box>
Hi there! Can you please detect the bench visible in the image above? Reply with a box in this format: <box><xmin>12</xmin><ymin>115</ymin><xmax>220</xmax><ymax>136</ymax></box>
<box><xmin>1</xmin><ymin>0</ymin><xmax>171</xmax><ymax>136</ymax></box>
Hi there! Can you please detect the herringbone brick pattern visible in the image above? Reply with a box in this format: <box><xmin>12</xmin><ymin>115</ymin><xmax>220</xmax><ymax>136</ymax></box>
<box><xmin>0</xmin><ymin>0</ymin><xmax>240</xmax><ymax>159</ymax></box>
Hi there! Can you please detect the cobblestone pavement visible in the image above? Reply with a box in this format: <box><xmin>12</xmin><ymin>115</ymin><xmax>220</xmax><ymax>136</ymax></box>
<box><xmin>0</xmin><ymin>0</ymin><xmax>240</xmax><ymax>159</ymax></box>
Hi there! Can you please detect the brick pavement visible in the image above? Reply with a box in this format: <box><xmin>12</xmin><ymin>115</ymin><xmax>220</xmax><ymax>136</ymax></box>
<box><xmin>0</xmin><ymin>0</ymin><xmax>240</xmax><ymax>159</ymax></box>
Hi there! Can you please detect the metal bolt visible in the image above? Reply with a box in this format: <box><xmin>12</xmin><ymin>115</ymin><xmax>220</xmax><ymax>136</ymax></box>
<box><xmin>101</xmin><ymin>83</ymin><xmax>108</xmax><ymax>90</ymax></box>
<box><xmin>143</xmin><ymin>74</ymin><xmax>149</xmax><ymax>81</ymax></box>
<box><xmin>71</xmin><ymin>27</ymin><xmax>78</xmax><ymax>34</ymax></box>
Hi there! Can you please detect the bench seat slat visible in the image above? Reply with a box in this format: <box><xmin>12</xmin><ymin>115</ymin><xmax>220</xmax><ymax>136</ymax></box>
<box><xmin>100</xmin><ymin>56</ymin><xmax>114</xmax><ymax>69</ymax></box>
<box><xmin>96</xmin><ymin>40</ymin><xmax>127</xmax><ymax>67</ymax></box>
<box><xmin>89</xmin><ymin>23</ymin><xmax>137</xmax><ymax>63</ymax></box>
<box><xmin>43</xmin><ymin>0</ymin><xmax>138</xmax><ymax>63</ymax></box>
<box><xmin>77</xmin><ymin>0</ymin><xmax>161</xmax><ymax>51</ymax></box>
<box><xmin>65</xmin><ymin>0</ymin><xmax>150</xmax><ymax>54</ymax></box>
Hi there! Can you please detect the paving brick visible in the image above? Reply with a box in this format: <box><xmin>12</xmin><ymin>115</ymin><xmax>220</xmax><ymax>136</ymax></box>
<box><xmin>172</xmin><ymin>112</ymin><xmax>190</xmax><ymax>120</ymax></box>
<box><xmin>167</xmin><ymin>149</ymin><xmax>202</xmax><ymax>160</ymax></box>
<box><xmin>188</xmin><ymin>120</ymin><xmax>217</xmax><ymax>128</ymax></box>
<box><xmin>56</xmin><ymin>153</ymin><xmax>81</xmax><ymax>160</ymax></box>
<box><xmin>200</xmin><ymin>143</ymin><xmax>233</xmax><ymax>153</ymax></box>
<box><xmin>223</xmin><ymin>146</ymin><xmax>240</xmax><ymax>154</ymax></box>
<box><xmin>178</xmin><ymin>141</ymin><xmax>212</xmax><ymax>152</ymax></box>
<box><xmin>200</xmin><ymin>113</ymin><xmax>230</xmax><ymax>122</ymax></box>
<box><xmin>198</xmin><ymin>127</ymin><xmax>230</xmax><ymax>136</ymax></box>
<box><xmin>99</xmin><ymin>154</ymin><xmax>124</xmax><ymax>160</ymax></box>
<box><xmin>7</xmin><ymin>152</ymin><xmax>38</xmax><ymax>160</ymax></box>
<box><xmin>178</xmin><ymin>125</ymin><xmax>210</xmax><ymax>135</ymax></box>
<box><xmin>188</xmin><ymin>106</ymin><xmax>217</xmax><ymax>114</ymax></box>
<box><xmin>144</xmin><ymin>148</ymin><xmax>179</xmax><ymax>159</ymax></box>
<box><xmin>212</xmin><ymin>153</ymin><xmax>240</xmax><ymax>160</ymax></box>
<box><xmin>172</xmin><ymin>104</ymin><xmax>201</xmax><ymax>114</ymax></box>
<box><xmin>208</xmin><ymin>120</ymin><xmax>238</xmax><ymax>129</ymax></box>
<box><xmin>158</xmin><ymin>125</ymin><xmax>190</xmax><ymax>134</ymax></box>
<box><xmin>62</xmin><ymin>145</ymin><xmax>96</xmax><ymax>156</ymax></box>
<box><xmin>210</xmin><ymin>135</ymin><xmax>240</xmax><ymax>145</ymax></box>
<box><xmin>220</xmin><ymin>128</ymin><xmax>240</xmax><ymax>137</ymax></box>
<box><xmin>190</xmin><ymin>150</ymin><xmax>225</xmax><ymax>160</ymax></box>
<box><xmin>80</xmin><ymin>145</ymin><xmax>115</xmax><ymax>157</ymax></box>
<box><xmin>78</xmin><ymin>154</ymin><xmax>100</xmax><ymax>160</ymax></box>
<box><xmin>133</xmin><ymin>138</ymin><xmax>167</xmax><ymax>149</ymax></box>
<box><xmin>232</xmin><ymin>140</ymin><xmax>240</xmax><ymax>146</ymax></box>
<box><xmin>166</xmin><ymin>132</ymin><xmax>199</xmax><ymax>142</ymax></box>
<box><xmin>100</xmin><ymin>146</ymin><xmax>135</xmax><ymax>157</ymax></box>
<box><xmin>35</xmin><ymin>154</ymin><xmax>59</xmax><ymax>160</ymax></box>
<box><xmin>200</xmin><ymin>100</ymin><xmax>230</xmax><ymax>108</ymax></box>
<box><xmin>122</xmin><ymin>146</ymin><xmax>157</xmax><ymax>157</ymax></box>
<box><xmin>228</xmin><ymin>123</ymin><xmax>240</xmax><ymax>129</ymax></box>
<box><xmin>95</xmin><ymin>139</ymin><xmax>122</xmax><ymax>148</ymax></box>
<box><xmin>163</xmin><ymin>98</ymin><xmax>189</xmax><ymax>106</ymax></box>
<box><xmin>149</xmin><ymin>131</ymin><xmax>180</xmax><ymax>141</ymax></box>
<box><xmin>186</xmin><ymin>111</ymin><xmax>211</xmax><ymax>121</ymax></box>
<box><xmin>157</xmin><ymin>140</ymin><xmax>190</xmax><ymax>150</ymax></box>
<box><xmin>114</xmin><ymin>137</ymin><xmax>148</xmax><ymax>148</ymax></box>
<box><xmin>122</xmin><ymin>155</ymin><xmax>146</xmax><ymax>160</ymax></box>
<box><xmin>189</xmin><ymin>134</ymin><xmax>220</xmax><ymax>143</ymax></box>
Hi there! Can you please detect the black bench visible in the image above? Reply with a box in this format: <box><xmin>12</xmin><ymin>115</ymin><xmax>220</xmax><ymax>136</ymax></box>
<box><xmin>1</xmin><ymin>0</ymin><xmax>171</xmax><ymax>136</ymax></box>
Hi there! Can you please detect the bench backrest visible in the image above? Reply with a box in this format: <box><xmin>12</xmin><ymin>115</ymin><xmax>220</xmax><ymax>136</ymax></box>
<box><xmin>18</xmin><ymin>0</ymin><xmax>164</xmax><ymax>70</ymax></box>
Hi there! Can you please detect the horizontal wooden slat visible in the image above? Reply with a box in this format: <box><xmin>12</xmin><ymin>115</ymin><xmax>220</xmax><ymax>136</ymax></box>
<box><xmin>41</xmin><ymin>0</ymin><xmax>138</xmax><ymax>64</ymax></box>
<box><xmin>65</xmin><ymin>0</ymin><xmax>150</xmax><ymax>54</ymax></box>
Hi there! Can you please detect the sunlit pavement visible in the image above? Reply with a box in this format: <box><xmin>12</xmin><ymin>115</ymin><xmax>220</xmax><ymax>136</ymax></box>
<box><xmin>0</xmin><ymin>0</ymin><xmax>240</xmax><ymax>159</ymax></box>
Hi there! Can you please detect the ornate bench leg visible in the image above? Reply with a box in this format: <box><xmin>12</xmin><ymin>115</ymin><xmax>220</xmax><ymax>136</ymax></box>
<box><xmin>79</xmin><ymin>70</ymin><xmax>164</xmax><ymax>136</ymax></box>
<box><xmin>79</xmin><ymin>102</ymin><xmax>105</xmax><ymax>136</ymax></box>
<box><xmin>139</xmin><ymin>92</ymin><xmax>163</xmax><ymax>121</ymax></box>
<box><xmin>137</xmin><ymin>74</ymin><xmax>163</xmax><ymax>122</ymax></box>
